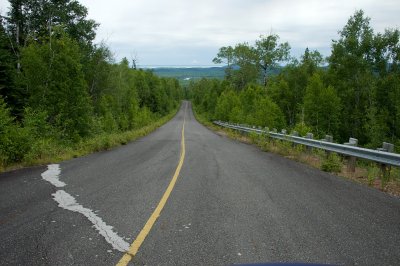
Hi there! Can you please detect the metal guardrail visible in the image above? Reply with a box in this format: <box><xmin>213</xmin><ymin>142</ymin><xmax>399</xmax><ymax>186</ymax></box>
<box><xmin>214</xmin><ymin>121</ymin><xmax>400</xmax><ymax>167</ymax></box>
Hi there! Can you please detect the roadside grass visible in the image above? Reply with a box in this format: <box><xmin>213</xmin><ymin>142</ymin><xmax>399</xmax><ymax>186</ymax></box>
<box><xmin>0</xmin><ymin>109</ymin><xmax>178</xmax><ymax>173</ymax></box>
<box><xmin>193</xmin><ymin>109</ymin><xmax>400</xmax><ymax>197</ymax></box>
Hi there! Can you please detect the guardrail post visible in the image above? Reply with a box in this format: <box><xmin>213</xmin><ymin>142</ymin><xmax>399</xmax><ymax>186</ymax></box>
<box><xmin>305</xmin><ymin>133</ymin><xmax>313</xmax><ymax>153</ymax></box>
<box><xmin>263</xmin><ymin>127</ymin><xmax>269</xmax><ymax>138</ymax></box>
<box><xmin>377</xmin><ymin>142</ymin><xmax>394</xmax><ymax>181</ymax></box>
<box><xmin>324</xmin><ymin>135</ymin><xmax>333</xmax><ymax>157</ymax></box>
<box><xmin>344</xmin><ymin>138</ymin><xmax>358</xmax><ymax>173</ymax></box>
<box><xmin>291</xmin><ymin>131</ymin><xmax>299</xmax><ymax>148</ymax></box>
<box><xmin>213</xmin><ymin>120</ymin><xmax>400</xmax><ymax>168</ymax></box>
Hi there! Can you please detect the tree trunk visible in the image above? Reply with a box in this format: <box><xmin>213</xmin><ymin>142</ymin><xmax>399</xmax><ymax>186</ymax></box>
<box><xmin>263</xmin><ymin>67</ymin><xmax>268</xmax><ymax>87</ymax></box>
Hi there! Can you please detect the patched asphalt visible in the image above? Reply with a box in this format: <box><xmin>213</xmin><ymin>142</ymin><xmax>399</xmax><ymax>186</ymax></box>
<box><xmin>1</xmin><ymin>101</ymin><xmax>399</xmax><ymax>265</ymax></box>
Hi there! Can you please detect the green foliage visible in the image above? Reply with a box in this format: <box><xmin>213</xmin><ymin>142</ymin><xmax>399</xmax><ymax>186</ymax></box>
<box><xmin>7</xmin><ymin>0</ymin><xmax>98</xmax><ymax>48</ymax></box>
<box><xmin>303</xmin><ymin>73</ymin><xmax>341</xmax><ymax>137</ymax></box>
<box><xmin>0</xmin><ymin>97</ymin><xmax>30</xmax><ymax>164</ymax></box>
<box><xmin>213</xmin><ymin>34</ymin><xmax>290</xmax><ymax>90</ymax></box>
<box><xmin>213</xmin><ymin>46</ymin><xmax>235</xmax><ymax>79</ymax></box>
<box><xmin>367</xmin><ymin>165</ymin><xmax>380</xmax><ymax>186</ymax></box>
<box><xmin>20</xmin><ymin>32</ymin><xmax>93</xmax><ymax>140</ymax></box>
<box><xmin>252</xmin><ymin>94</ymin><xmax>285</xmax><ymax>129</ymax></box>
<box><xmin>268</xmin><ymin>49</ymin><xmax>322</xmax><ymax>127</ymax></box>
<box><xmin>248</xmin><ymin>131</ymin><xmax>260</xmax><ymax>143</ymax></box>
<box><xmin>199</xmin><ymin>9</ymin><xmax>400</xmax><ymax>151</ymax></box>
<box><xmin>0</xmin><ymin>1</ymin><xmax>184</xmax><ymax>169</ymax></box>
<box><xmin>328</xmin><ymin>10</ymin><xmax>376</xmax><ymax>143</ymax></box>
<box><xmin>215</xmin><ymin>90</ymin><xmax>241</xmax><ymax>122</ymax></box>
<box><xmin>268</xmin><ymin>78</ymin><xmax>297</xmax><ymax>126</ymax></box>
<box><xmin>190</xmin><ymin>80</ymin><xmax>286</xmax><ymax>130</ymax></box>
<box><xmin>293</xmin><ymin>123</ymin><xmax>312</xmax><ymax>137</ymax></box>
<box><xmin>321</xmin><ymin>153</ymin><xmax>342</xmax><ymax>173</ymax></box>
<box><xmin>255</xmin><ymin>34</ymin><xmax>291</xmax><ymax>86</ymax></box>
<box><xmin>0</xmin><ymin>18</ymin><xmax>21</xmax><ymax>116</ymax></box>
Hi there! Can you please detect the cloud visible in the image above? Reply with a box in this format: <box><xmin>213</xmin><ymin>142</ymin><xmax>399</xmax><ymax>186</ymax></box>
<box><xmin>2</xmin><ymin>0</ymin><xmax>399</xmax><ymax>65</ymax></box>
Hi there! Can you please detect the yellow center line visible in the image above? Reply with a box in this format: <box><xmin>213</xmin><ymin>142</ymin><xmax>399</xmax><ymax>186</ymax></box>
<box><xmin>116</xmin><ymin>103</ymin><xmax>187</xmax><ymax>266</ymax></box>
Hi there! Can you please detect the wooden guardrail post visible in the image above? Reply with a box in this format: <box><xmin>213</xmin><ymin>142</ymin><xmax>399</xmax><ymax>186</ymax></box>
<box><xmin>344</xmin><ymin>138</ymin><xmax>358</xmax><ymax>172</ymax></box>
<box><xmin>305</xmin><ymin>133</ymin><xmax>313</xmax><ymax>153</ymax></box>
<box><xmin>377</xmin><ymin>142</ymin><xmax>394</xmax><ymax>181</ymax></box>
<box><xmin>214</xmin><ymin>121</ymin><xmax>400</xmax><ymax>169</ymax></box>
<box><xmin>291</xmin><ymin>131</ymin><xmax>299</xmax><ymax>148</ymax></box>
<box><xmin>324</xmin><ymin>135</ymin><xmax>333</xmax><ymax>157</ymax></box>
<box><xmin>263</xmin><ymin>127</ymin><xmax>269</xmax><ymax>139</ymax></box>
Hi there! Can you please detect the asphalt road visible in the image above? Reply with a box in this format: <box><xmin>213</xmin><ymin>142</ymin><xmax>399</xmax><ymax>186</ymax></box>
<box><xmin>1</xmin><ymin>101</ymin><xmax>400</xmax><ymax>265</ymax></box>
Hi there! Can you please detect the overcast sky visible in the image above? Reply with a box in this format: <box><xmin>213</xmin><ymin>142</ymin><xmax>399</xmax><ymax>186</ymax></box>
<box><xmin>1</xmin><ymin>0</ymin><xmax>399</xmax><ymax>67</ymax></box>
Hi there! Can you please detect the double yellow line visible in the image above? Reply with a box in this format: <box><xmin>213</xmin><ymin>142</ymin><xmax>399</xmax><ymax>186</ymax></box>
<box><xmin>117</xmin><ymin>104</ymin><xmax>187</xmax><ymax>266</ymax></box>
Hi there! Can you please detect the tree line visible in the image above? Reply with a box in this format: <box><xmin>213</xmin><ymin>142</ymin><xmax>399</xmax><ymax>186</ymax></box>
<box><xmin>0</xmin><ymin>0</ymin><xmax>183</xmax><ymax>165</ymax></box>
<box><xmin>190</xmin><ymin>10</ymin><xmax>400</xmax><ymax>151</ymax></box>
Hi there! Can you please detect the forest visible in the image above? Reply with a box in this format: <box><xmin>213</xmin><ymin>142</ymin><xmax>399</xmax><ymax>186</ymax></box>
<box><xmin>0</xmin><ymin>0</ymin><xmax>183</xmax><ymax>168</ymax></box>
<box><xmin>190</xmin><ymin>10</ymin><xmax>400</xmax><ymax>152</ymax></box>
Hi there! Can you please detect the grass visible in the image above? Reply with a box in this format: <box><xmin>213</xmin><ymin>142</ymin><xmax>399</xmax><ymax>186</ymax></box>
<box><xmin>0</xmin><ymin>109</ymin><xmax>178</xmax><ymax>173</ymax></box>
<box><xmin>193</xmin><ymin>110</ymin><xmax>400</xmax><ymax>197</ymax></box>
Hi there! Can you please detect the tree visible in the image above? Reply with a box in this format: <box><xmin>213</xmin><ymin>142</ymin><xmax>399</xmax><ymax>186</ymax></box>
<box><xmin>372</xmin><ymin>29</ymin><xmax>400</xmax><ymax>143</ymax></box>
<box><xmin>0</xmin><ymin>18</ymin><xmax>19</xmax><ymax>113</ymax></box>
<box><xmin>215</xmin><ymin>90</ymin><xmax>241</xmax><ymax>122</ymax></box>
<box><xmin>0</xmin><ymin>96</ymin><xmax>30</xmax><ymax>163</ymax></box>
<box><xmin>213</xmin><ymin>46</ymin><xmax>235</xmax><ymax>80</ymax></box>
<box><xmin>301</xmin><ymin>47</ymin><xmax>323</xmax><ymax>75</ymax></box>
<box><xmin>7</xmin><ymin>0</ymin><xmax>98</xmax><ymax>48</ymax></box>
<box><xmin>20</xmin><ymin>31</ymin><xmax>93</xmax><ymax>140</ymax></box>
<box><xmin>328</xmin><ymin>10</ymin><xmax>375</xmax><ymax>143</ymax></box>
<box><xmin>83</xmin><ymin>43</ymin><xmax>113</xmax><ymax>108</ymax></box>
<box><xmin>268</xmin><ymin>78</ymin><xmax>296</xmax><ymax>126</ymax></box>
<box><xmin>255</xmin><ymin>34</ymin><xmax>290</xmax><ymax>86</ymax></box>
<box><xmin>230</xmin><ymin>43</ymin><xmax>259</xmax><ymax>89</ymax></box>
<box><xmin>212</xmin><ymin>34</ymin><xmax>290</xmax><ymax>89</ymax></box>
<box><xmin>303</xmin><ymin>73</ymin><xmax>341</xmax><ymax>137</ymax></box>
<box><xmin>253</xmin><ymin>96</ymin><xmax>285</xmax><ymax>129</ymax></box>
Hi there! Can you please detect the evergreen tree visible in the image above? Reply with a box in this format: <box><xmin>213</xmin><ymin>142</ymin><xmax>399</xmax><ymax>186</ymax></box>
<box><xmin>0</xmin><ymin>17</ymin><xmax>21</xmax><ymax>116</ymax></box>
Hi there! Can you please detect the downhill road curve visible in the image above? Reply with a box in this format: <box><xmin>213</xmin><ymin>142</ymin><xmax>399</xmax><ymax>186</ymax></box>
<box><xmin>1</xmin><ymin>101</ymin><xmax>399</xmax><ymax>265</ymax></box>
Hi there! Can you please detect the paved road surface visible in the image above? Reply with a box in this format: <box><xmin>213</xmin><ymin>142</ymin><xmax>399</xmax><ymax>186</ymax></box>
<box><xmin>1</xmin><ymin>101</ymin><xmax>399</xmax><ymax>265</ymax></box>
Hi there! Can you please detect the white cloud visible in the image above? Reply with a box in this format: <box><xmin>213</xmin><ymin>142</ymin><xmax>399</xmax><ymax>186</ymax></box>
<box><xmin>2</xmin><ymin>0</ymin><xmax>399</xmax><ymax>65</ymax></box>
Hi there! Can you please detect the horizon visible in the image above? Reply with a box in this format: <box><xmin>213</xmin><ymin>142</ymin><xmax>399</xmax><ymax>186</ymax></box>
<box><xmin>1</xmin><ymin>0</ymin><xmax>399</xmax><ymax>66</ymax></box>
<box><xmin>75</xmin><ymin>0</ymin><xmax>400</xmax><ymax>65</ymax></box>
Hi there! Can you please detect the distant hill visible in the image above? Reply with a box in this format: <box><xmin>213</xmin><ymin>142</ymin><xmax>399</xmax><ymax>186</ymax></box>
<box><xmin>149</xmin><ymin>67</ymin><xmax>225</xmax><ymax>86</ymax></box>
<box><xmin>148</xmin><ymin>66</ymin><xmax>283</xmax><ymax>86</ymax></box>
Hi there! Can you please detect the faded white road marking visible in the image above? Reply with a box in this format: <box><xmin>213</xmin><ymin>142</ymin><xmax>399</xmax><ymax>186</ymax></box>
<box><xmin>41</xmin><ymin>164</ymin><xmax>65</xmax><ymax>187</ymax></box>
<box><xmin>41</xmin><ymin>164</ymin><xmax>129</xmax><ymax>252</ymax></box>
<box><xmin>53</xmin><ymin>190</ymin><xmax>129</xmax><ymax>252</ymax></box>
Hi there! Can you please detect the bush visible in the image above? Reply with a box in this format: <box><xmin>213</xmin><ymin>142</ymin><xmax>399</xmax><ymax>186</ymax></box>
<box><xmin>293</xmin><ymin>122</ymin><xmax>313</xmax><ymax>137</ymax></box>
<box><xmin>367</xmin><ymin>165</ymin><xmax>380</xmax><ymax>186</ymax></box>
<box><xmin>0</xmin><ymin>98</ymin><xmax>31</xmax><ymax>163</ymax></box>
<box><xmin>321</xmin><ymin>153</ymin><xmax>342</xmax><ymax>173</ymax></box>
